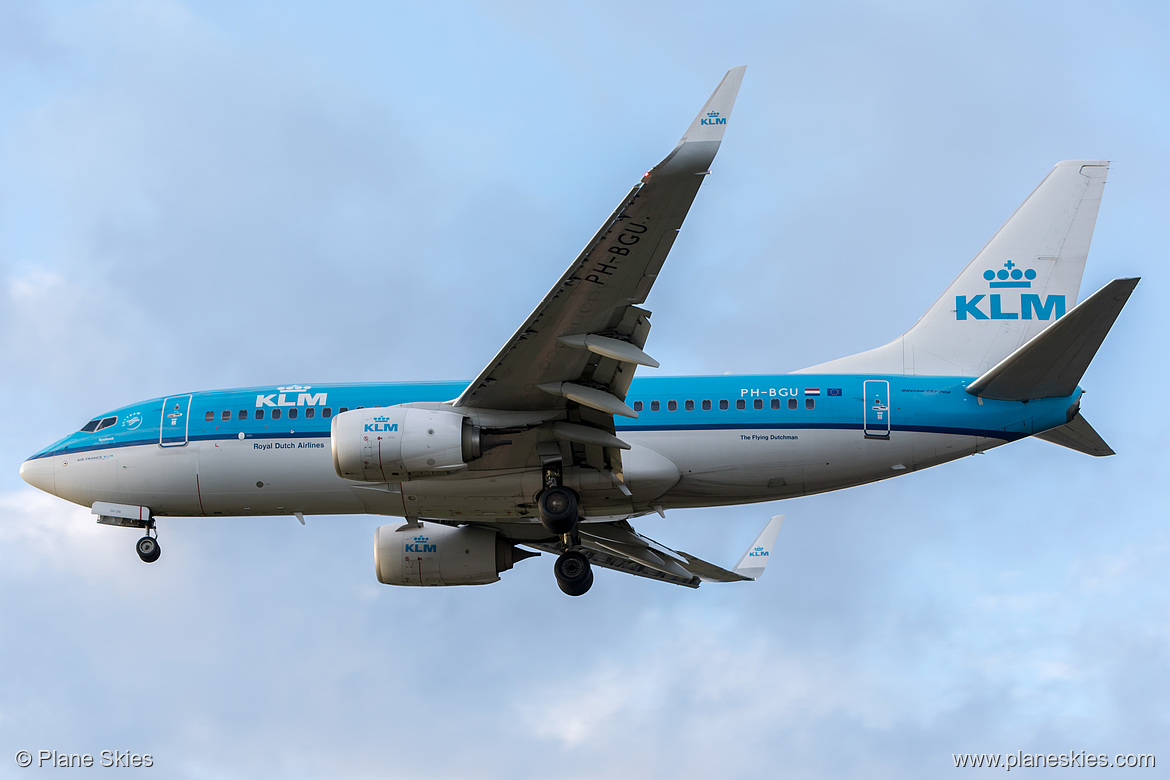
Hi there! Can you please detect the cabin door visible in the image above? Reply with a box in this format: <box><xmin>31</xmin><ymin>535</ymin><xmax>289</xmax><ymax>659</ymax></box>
<box><xmin>160</xmin><ymin>395</ymin><xmax>192</xmax><ymax>447</ymax></box>
<box><xmin>863</xmin><ymin>380</ymin><xmax>891</xmax><ymax>439</ymax></box>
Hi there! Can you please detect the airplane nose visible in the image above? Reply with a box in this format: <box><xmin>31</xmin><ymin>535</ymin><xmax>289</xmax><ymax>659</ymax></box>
<box><xmin>20</xmin><ymin>457</ymin><xmax>57</xmax><ymax>496</ymax></box>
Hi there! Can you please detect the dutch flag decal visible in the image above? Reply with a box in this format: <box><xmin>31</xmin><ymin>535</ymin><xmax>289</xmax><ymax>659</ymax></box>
<box><xmin>805</xmin><ymin>388</ymin><xmax>821</xmax><ymax>396</ymax></box>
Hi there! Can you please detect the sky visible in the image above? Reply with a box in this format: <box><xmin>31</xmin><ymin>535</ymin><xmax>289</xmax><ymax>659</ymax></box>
<box><xmin>1</xmin><ymin>1</ymin><xmax>1168</xmax><ymax>777</ymax></box>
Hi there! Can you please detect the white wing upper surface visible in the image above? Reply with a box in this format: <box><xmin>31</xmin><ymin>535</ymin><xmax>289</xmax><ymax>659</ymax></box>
<box><xmin>455</xmin><ymin>66</ymin><xmax>745</xmax><ymax>416</ymax></box>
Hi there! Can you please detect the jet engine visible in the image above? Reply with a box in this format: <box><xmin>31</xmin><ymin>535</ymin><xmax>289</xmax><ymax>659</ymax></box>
<box><xmin>374</xmin><ymin>522</ymin><xmax>537</xmax><ymax>586</ymax></box>
<box><xmin>331</xmin><ymin>406</ymin><xmax>504</xmax><ymax>482</ymax></box>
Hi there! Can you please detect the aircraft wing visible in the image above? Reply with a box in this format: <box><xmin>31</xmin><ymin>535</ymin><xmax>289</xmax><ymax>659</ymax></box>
<box><xmin>454</xmin><ymin>66</ymin><xmax>745</xmax><ymax>420</ymax></box>
<box><xmin>524</xmin><ymin>514</ymin><xmax>783</xmax><ymax>589</ymax></box>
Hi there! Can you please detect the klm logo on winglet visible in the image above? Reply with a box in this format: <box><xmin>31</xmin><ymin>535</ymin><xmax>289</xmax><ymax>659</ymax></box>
<box><xmin>748</xmin><ymin>545</ymin><xmax>768</xmax><ymax>558</ymax></box>
<box><xmin>365</xmin><ymin>415</ymin><xmax>399</xmax><ymax>433</ymax></box>
<box><xmin>956</xmin><ymin>261</ymin><xmax>1065</xmax><ymax>321</ymax></box>
<box><xmin>701</xmin><ymin>111</ymin><xmax>726</xmax><ymax>125</ymax></box>
<box><xmin>405</xmin><ymin>535</ymin><xmax>436</xmax><ymax>553</ymax></box>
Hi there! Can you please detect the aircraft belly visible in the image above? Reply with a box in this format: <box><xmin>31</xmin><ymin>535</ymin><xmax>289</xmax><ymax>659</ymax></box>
<box><xmin>89</xmin><ymin>444</ymin><xmax>205</xmax><ymax>516</ymax></box>
<box><xmin>197</xmin><ymin>438</ymin><xmax>365</xmax><ymax>516</ymax></box>
<box><xmin>631</xmin><ymin>428</ymin><xmax>988</xmax><ymax>507</ymax></box>
<box><xmin>400</xmin><ymin>467</ymin><xmax>633</xmax><ymax>521</ymax></box>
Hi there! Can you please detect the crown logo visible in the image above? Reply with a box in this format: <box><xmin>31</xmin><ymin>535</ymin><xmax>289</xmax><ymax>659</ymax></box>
<box><xmin>277</xmin><ymin>384</ymin><xmax>311</xmax><ymax>392</ymax></box>
<box><xmin>707</xmin><ymin>111</ymin><xmax>720</xmax><ymax>117</ymax></box>
<box><xmin>413</xmin><ymin>536</ymin><xmax>429</xmax><ymax>543</ymax></box>
<box><xmin>983</xmin><ymin>261</ymin><xmax>1036</xmax><ymax>288</ymax></box>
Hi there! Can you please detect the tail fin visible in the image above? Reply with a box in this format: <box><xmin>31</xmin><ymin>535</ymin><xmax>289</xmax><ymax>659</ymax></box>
<box><xmin>803</xmin><ymin>161</ymin><xmax>1110</xmax><ymax>376</ymax></box>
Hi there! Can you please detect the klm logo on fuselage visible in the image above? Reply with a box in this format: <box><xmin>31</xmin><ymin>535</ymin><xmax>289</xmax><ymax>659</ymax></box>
<box><xmin>701</xmin><ymin>111</ymin><xmax>726</xmax><ymax>125</ymax></box>
<box><xmin>405</xmin><ymin>535</ymin><xmax>436</xmax><ymax>553</ymax></box>
<box><xmin>956</xmin><ymin>261</ymin><xmax>1065</xmax><ymax>321</ymax></box>
<box><xmin>255</xmin><ymin>385</ymin><xmax>327</xmax><ymax>408</ymax></box>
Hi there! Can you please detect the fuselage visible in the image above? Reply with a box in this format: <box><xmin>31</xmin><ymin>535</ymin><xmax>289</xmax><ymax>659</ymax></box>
<box><xmin>20</xmin><ymin>373</ymin><xmax>1080</xmax><ymax>525</ymax></box>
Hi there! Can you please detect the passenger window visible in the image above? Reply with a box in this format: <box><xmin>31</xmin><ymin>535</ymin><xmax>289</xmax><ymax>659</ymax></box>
<box><xmin>323</xmin><ymin>408</ymin><xmax>332</xmax><ymax>418</ymax></box>
<box><xmin>238</xmin><ymin>410</ymin><xmax>247</xmax><ymax>420</ymax></box>
<box><xmin>633</xmin><ymin>401</ymin><xmax>643</xmax><ymax>412</ymax></box>
<box><xmin>771</xmin><ymin>398</ymin><xmax>780</xmax><ymax>410</ymax></box>
<box><xmin>702</xmin><ymin>400</ymin><xmax>711</xmax><ymax>411</ymax></box>
<box><xmin>221</xmin><ymin>410</ymin><xmax>230</xmax><ymax>421</ymax></box>
<box><xmin>736</xmin><ymin>399</ymin><xmax>746</xmax><ymax>410</ymax></box>
<box><xmin>288</xmin><ymin>408</ymin><xmax>299</xmax><ymax>419</ymax></box>
<box><xmin>305</xmin><ymin>407</ymin><xmax>315</xmax><ymax>419</ymax></box>
<box><xmin>255</xmin><ymin>409</ymin><xmax>265</xmax><ymax>420</ymax></box>
<box><xmin>340</xmin><ymin>407</ymin><xmax>349</xmax><ymax>414</ymax></box>
<box><xmin>788</xmin><ymin>398</ymin><xmax>797</xmax><ymax>410</ymax></box>
<box><xmin>684</xmin><ymin>400</ymin><xmax>694</xmax><ymax>411</ymax></box>
<box><xmin>805</xmin><ymin>398</ymin><xmax>815</xmax><ymax>410</ymax></box>
<box><xmin>752</xmin><ymin>399</ymin><xmax>762</xmax><ymax>410</ymax></box>
<box><xmin>719</xmin><ymin>399</ymin><xmax>728</xmax><ymax>411</ymax></box>
<box><xmin>667</xmin><ymin>400</ymin><xmax>677</xmax><ymax>411</ymax></box>
<box><xmin>650</xmin><ymin>401</ymin><xmax>660</xmax><ymax>412</ymax></box>
<box><xmin>204</xmin><ymin>411</ymin><xmax>214</xmax><ymax>422</ymax></box>
<box><xmin>272</xmin><ymin>408</ymin><xmax>282</xmax><ymax>420</ymax></box>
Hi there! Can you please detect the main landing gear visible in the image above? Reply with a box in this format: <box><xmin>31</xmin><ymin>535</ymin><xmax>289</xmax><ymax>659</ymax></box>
<box><xmin>553</xmin><ymin>550</ymin><xmax>593</xmax><ymax>597</ymax></box>
<box><xmin>538</xmin><ymin>464</ymin><xmax>593</xmax><ymax>596</ymax></box>
<box><xmin>135</xmin><ymin>521</ymin><xmax>161</xmax><ymax>563</ymax></box>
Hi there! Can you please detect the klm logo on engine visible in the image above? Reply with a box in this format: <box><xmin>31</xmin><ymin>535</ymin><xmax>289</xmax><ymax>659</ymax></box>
<box><xmin>404</xmin><ymin>535</ymin><xmax>436</xmax><ymax>553</ymax></box>
<box><xmin>365</xmin><ymin>415</ymin><xmax>399</xmax><ymax>433</ymax></box>
<box><xmin>701</xmin><ymin>111</ymin><xmax>726</xmax><ymax>125</ymax></box>
<box><xmin>256</xmin><ymin>385</ymin><xmax>328</xmax><ymax>408</ymax></box>
<box><xmin>956</xmin><ymin>261</ymin><xmax>1065</xmax><ymax>321</ymax></box>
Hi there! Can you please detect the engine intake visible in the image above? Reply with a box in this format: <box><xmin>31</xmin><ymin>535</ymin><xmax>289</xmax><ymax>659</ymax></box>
<box><xmin>374</xmin><ymin>522</ymin><xmax>537</xmax><ymax>586</ymax></box>
<box><xmin>332</xmin><ymin>406</ymin><xmax>504</xmax><ymax>482</ymax></box>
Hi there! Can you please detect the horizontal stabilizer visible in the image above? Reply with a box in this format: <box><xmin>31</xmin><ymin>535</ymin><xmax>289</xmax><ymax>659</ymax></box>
<box><xmin>967</xmin><ymin>277</ymin><xmax>1138</xmax><ymax>401</ymax></box>
<box><xmin>1035</xmin><ymin>413</ymin><xmax>1115</xmax><ymax>457</ymax></box>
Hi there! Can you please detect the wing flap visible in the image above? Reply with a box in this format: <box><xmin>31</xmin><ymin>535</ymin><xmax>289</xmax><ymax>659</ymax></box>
<box><xmin>521</xmin><ymin>511</ymin><xmax>781</xmax><ymax>589</ymax></box>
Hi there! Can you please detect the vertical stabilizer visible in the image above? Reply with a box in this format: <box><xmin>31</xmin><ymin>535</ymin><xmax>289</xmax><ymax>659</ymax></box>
<box><xmin>802</xmin><ymin>161</ymin><xmax>1109</xmax><ymax>376</ymax></box>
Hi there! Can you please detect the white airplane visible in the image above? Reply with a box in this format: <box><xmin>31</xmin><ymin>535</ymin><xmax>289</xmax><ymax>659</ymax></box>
<box><xmin>20</xmin><ymin>67</ymin><xmax>1137</xmax><ymax>595</ymax></box>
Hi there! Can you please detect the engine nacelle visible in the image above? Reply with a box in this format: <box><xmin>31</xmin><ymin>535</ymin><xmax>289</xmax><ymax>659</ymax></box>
<box><xmin>332</xmin><ymin>406</ymin><xmax>492</xmax><ymax>482</ymax></box>
<box><xmin>374</xmin><ymin>522</ymin><xmax>532</xmax><ymax>586</ymax></box>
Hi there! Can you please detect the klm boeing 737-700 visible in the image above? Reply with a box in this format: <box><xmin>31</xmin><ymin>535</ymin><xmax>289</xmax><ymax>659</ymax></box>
<box><xmin>20</xmin><ymin>67</ymin><xmax>1137</xmax><ymax>595</ymax></box>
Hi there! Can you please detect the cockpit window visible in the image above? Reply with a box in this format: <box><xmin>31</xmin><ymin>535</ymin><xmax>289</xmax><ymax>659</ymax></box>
<box><xmin>80</xmin><ymin>416</ymin><xmax>117</xmax><ymax>433</ymax></box>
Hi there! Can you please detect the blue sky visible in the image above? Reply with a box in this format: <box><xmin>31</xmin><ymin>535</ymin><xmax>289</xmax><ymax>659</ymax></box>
<box><xmin>1</xmin><ymin>1</ymin><xmax>1167</xmax><ymax>777</ymax></box>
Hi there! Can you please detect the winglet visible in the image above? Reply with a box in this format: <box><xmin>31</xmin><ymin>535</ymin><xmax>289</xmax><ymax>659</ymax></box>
<box><xmin>678</xmin><ymin>65</ymin><xmax>746</xmax><ymax>145</ymax></box>
<box><xmin>732</xmin><ymin>514</ymin><xmax>783</xmax><ymax>581</ymax></box>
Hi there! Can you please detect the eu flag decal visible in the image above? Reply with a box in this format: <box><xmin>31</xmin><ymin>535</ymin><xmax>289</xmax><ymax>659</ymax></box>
<box><xmin>827</xmin><ymin>388</ymin><xmax>842</xmax><ymax>397</ymax></box>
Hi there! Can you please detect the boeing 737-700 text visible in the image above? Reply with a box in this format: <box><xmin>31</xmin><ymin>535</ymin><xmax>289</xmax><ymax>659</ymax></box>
<box><xmin>20</xmin><ymin>67</ymin><xmax>1137</xmax><ymax>595</ymax></box>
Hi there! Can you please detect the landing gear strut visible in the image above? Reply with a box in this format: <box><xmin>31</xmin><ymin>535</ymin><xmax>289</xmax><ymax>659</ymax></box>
<box><xmin>538</xmin><ymin>463</ymin><xmax>592</xmax><ymax>595</ymax></box>
<box><xmin>135</xmin><ymin>521</ymin><xmax>161</xmax><ymax>563</ymax></box>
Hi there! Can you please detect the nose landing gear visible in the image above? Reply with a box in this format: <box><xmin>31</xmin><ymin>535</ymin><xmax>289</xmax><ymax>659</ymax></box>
<box><xmin>135</xmin><ymin>522</ymin><xmax>161</xmax><ymax>563</ymax></box>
